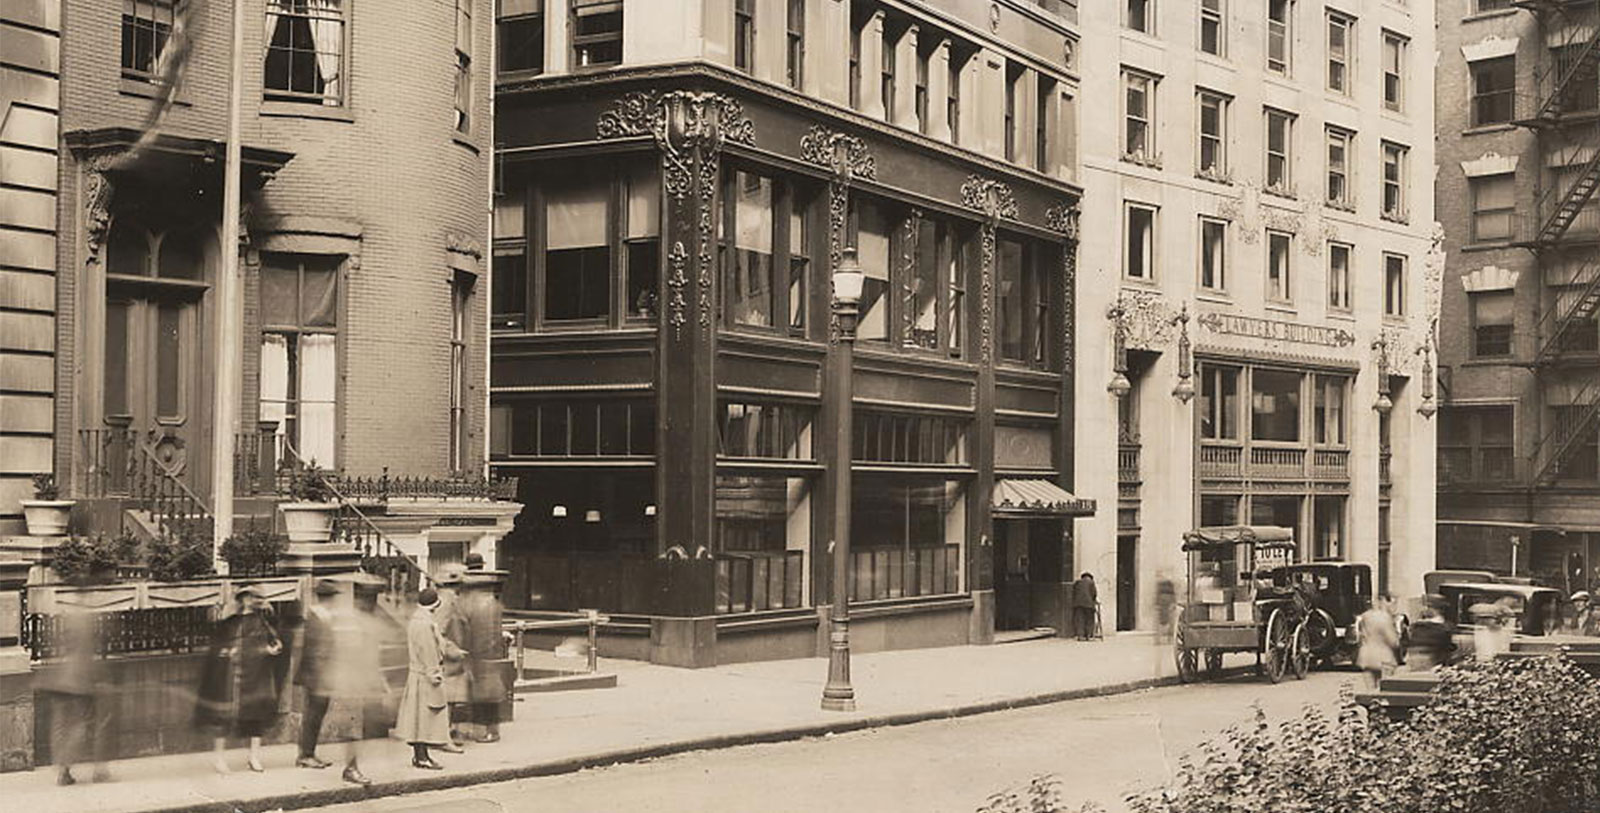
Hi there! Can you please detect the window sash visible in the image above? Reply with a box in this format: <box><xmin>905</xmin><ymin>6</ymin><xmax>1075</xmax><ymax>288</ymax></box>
<box><xmin>1267</xmin><ymin>231</ymin><xmax>1292</xmax><ymax>301</ymax></box>
<box><xmin>1383</xmin><ymin>34</ymin><xmax>1405</xmax><ymax>109</ymax></box>
<box><xmin>1384</xmin><ymin>254</ymin><xmax>1406</xmax><ymax>315</ymax></box>
<box><xmin>264</xmin><ymin>0</ymin><xmax>345</xmax><ymax>104</ymax></box>
<box><xmin>1126</xmin><ymin>205</ymin><xmax>1155</xmax><ymax>279</ymax></box>
<box><xmin>1267</xmin><ymin>0</ymin><xmax>1290</xmax><ymax>73</ymax></box>
<box><xmin>1327</xmin><ymin>243</ymin><xmax>1351</xmax><ymax>310</ymax></box>
<box><xmin>1327</xmin><ymin>15</ymin><xmax>1350</xmax><ymax>93</ymax></box>
<box><xmin>1200</xmin><ymin>218</ymin><xmax>1227</xmax><ymax>291</ymax></box>
<box><xmin>1198</xmin><ymin>93</ymin><xmax>1226</xmax><ymax>175</ymax></box>
<box><xmin>1200</xmin><ymin>0</ymin><xmax>1224</xmax><ymax>55</ymax></box>
<box><xmin>1266</xmin><ymin>111</ymin><xmax>1292</xmax><ymax>191</ymax></box>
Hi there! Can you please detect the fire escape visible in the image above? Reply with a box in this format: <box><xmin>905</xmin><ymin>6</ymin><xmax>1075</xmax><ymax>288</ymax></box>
<box><xmin>1516</xmin><ymin>0</ymin><xmax>1600</xmax><ymax>486</ymax></box>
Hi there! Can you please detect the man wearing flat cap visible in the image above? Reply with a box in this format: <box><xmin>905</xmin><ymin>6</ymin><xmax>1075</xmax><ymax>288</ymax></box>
<box><xmin>434</xmin><ymin>565</ymin><xmax>472</xmax><ymax>750</ymax></box>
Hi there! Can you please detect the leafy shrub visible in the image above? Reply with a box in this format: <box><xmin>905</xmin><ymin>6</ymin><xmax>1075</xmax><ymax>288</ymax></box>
<box><xmin>31</xmin><ymin>473</ymin><xmax>60</xmax><ymax>501</ymax></box>
<box><xmin>145</xmin><ymin>525</ymin><xmax>216</xmax><ymax>582</ymax></box>
<box><xmin>220</xmin><ymin>526</ymin><xmax>287</xmax><ymax>577</ymax></box>
<box><xmin>978</xmin><ymin>776</ymin><xmax>1102</xmax><ymax>813</ymax></box>
<box><xmin>290</xmin><ymin>467</ymin><xmax>335</xmax><ymax>503</ymax></box>
<box><xmin>1120</xmin><ymin>656</ymin><xmax>1600</xmax><ymax>813</ymax></box>
<box><xmin>50</xmin><ymin>535</ymin><xmax>121</xmax><ymax>584</ymax></box>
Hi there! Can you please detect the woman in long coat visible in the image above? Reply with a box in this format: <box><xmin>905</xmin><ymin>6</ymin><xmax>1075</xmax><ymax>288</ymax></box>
<box><xmin>394</xmin><ymin>587</ymin><xmax>460</xmax><ymax>769</ymax></box>
<box><xmin>197</xmin><ymin>584</ymin><xmax>284</xmax><ymax>773</ymax></box>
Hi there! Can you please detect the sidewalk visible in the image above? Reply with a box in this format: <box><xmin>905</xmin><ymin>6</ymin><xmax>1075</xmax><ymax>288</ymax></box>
<box><xmin>6</xmin><ymin>634</ymin><xmax>1214</xmax><ymax>813</ymax></box>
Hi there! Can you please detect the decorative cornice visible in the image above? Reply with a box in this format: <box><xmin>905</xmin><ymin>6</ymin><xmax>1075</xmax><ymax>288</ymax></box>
<box><xmin>445</xmin><ymin>231</ymin><xmax>484</xmax><ymax>259</ymax></box>
<box><xmin>799</xmin><ymin>125</ymin><xmax>876</xmax><ymax>181</ymax></box>
<box><xmin>597</xmin><ymin>89</ymin><xmax>754</xmax><ymax>202</ymax></box>
<box><xmin>960</xmin><ymin>175</ymin><xmax>1019</xmax><ymax>220</ymax></box>
<box><xmin>83</xmin><ymin>150</ymin><xmax>122</xmax><ymax>261</ymax></box>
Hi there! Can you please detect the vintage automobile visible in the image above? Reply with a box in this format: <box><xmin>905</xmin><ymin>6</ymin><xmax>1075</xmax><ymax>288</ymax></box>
<box><xmin>1438</xmin><ymin>582</ymin><xmax>1562</xmax><ymax>638</ymax></box>
<box><xmin>1175</xmin><ymin>525</ymin><xmax>1311</xmax><ymax>684</ymax></box>
<box><xmin>1268</xmin><ymin>561</ymin><xmax>1401</xmax><ymax>665</ymax></box>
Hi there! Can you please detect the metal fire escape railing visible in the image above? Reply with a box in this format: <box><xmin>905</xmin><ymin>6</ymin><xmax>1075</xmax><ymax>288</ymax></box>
<box><xmin>1512</xmin><ymin>0</ymin><xmax>1600</xmax><ymax>486</ymax></box>
<box><xmin>1531</xmin><ymin>376</ymin><xmax>1600</xmax><ymax>486</ymax></box>
<box><xmin>278</xmin><ymin>441</ymin><xmax>431</xmax><ymax>595</ymax></box>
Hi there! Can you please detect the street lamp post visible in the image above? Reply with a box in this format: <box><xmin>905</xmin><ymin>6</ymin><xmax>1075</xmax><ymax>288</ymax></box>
<box><xmin>822</xmin><ymin>247</ymin><xmax>865</xmax><ymax>713</ymax></box>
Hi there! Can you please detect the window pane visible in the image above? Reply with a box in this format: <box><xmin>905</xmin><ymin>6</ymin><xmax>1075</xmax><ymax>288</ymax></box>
<box><xmin>1252</xmin><ymin>369</ymin><xmax>1301</xmax><ymax>442</ymax></box>
<box><xmin>261</xmin><ymin>265</ymin><xmax>298</xmax><ymax>326</ymax></box>
<box><xmin>545</xmin><ymin>247</ymin><xmax>610</xmax><ymax>321</ymax></box>
<box><xmin>910</xmin><ymin>218</ymin><xmax>940</xmax><ymax>348</ymax></box>
<box><xmin>625</xmin><ymin>165</ymin><xmax>660</xmax><ymax>239</ymax></box>
<box><xmin>627</xmin><ymin>240</ymin><xmax>659</xmax><ymax>320</ymax></box>
<box><xmin>731</xmin><ymin>172</ymin><xmax>775</xmax><ymax>327</ymax></box>
<box><xmin>105</xmin><ymin>300</ymin><xmax>131</xmax><ymax>416</ymax></box>
<box><xmin>493</xmin><ymin>251</ymin><xmax>529</xmax><ymax>328</ymax></box>
<box><xmin>156</xmin><ymin>303</ymin><xmax>182</xmax><ymax>418</ymax></box>
<box><xmin>1127</xmin><ymin>206</ymin><xmax>1153</xmax><ymax>278</ymax></box>
<box><xmin>1200</xmin><ymin>219</ymin><xmax>1225</xmax><ymax>290</ymax></box>
<box><xmin>855</xmin><ymin>200</ymin><xmax>891</xmax><ymax>342</ymax></box>
<box><xmin>546</xmin><ymin>177</ymin><xmax>608</xmax><ymax>250</ymax></box>
<box><xmin>494</xmin><ymin>194</ymin><xmax>526</xmax><ymax>240</ymax></box>
<box><xmin>301</xmin><ymin>265</ymin><xmax>338</xmax><ymax>327</ymax></box>
<box><xmin>540</xmin><ymin>403</ymin><xmax>568</xmax><ymax>455</ymax></box>
<box><xmin>259</xmin><ymin>333</ymin><xmax>289</xmax><ymax>437</ymax></box>
<box><xmin>299</xmin><ymin>333</ymin><xmax>337</xmax><ymax>467</ymax></box>
<box><xmin>998</xmin><ymin>238</ymin><xmax>1025</xmax><ymax>360</ymax></box>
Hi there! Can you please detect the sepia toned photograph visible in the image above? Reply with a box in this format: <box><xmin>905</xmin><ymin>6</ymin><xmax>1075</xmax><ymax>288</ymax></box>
<box><xmin>0</xmin><ymin>0</ymin><xmax>1597</xmax><ymax>810</ymax></box>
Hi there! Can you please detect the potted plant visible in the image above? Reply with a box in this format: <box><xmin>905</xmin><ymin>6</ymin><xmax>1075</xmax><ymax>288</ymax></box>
<box><xmin>146</xmin><ymin>525</ymin><xmax>217</xmax><ymax>582</ymax></box>
<box><xmin>49</xmin><ymin>534</ymin><xmax>121</xmax><ymax>586</ymax></box>
<box><xmin>220</xmin><ymin>526</ymin><xmax>288</xmax><ymax>577</ymax></box>
<box><xmin>279</xmin><ymin>467</ymin><xmax>339</xmax><ymax>543</ymax></box>
<box><xmin>22</xmin><ymin>473</ymin><xmax>75</xmax><ymax>536</ymax></box>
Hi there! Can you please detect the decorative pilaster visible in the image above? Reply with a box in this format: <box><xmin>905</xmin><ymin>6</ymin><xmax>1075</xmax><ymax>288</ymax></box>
<box><xmin>83</xmin><ymin>151</ymin><xmax>120</xmax><ymax>262</ymax></box>
<box><xmin>800</xmin><ymin>126</ymin><xmax>876</xmax><ymax>344</ymax></box>
<box><xmin>597</xmin><ymin>91</ymin><xmax>752</xmax><ymax>573</ymax></box>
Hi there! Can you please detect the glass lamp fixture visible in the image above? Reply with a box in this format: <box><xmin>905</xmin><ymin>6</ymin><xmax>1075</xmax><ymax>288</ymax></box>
<box><xmin>833</xmin><ymin>247</ymin><xmax>866</xmax><ymax>306</ymax></box>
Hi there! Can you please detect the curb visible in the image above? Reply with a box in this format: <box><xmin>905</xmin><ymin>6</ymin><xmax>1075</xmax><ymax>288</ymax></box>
<box><xmin>144</xmin><ymin>665</ymin><xmax>1257</xmax><ymax>813</ymax></box>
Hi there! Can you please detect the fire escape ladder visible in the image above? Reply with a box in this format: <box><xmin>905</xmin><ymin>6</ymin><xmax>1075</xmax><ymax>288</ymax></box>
<box><xmin>1534</xmin><ymin>144</ymin><xmax>1600</xmax><ymax>245</ymax></box>
<box><xmin>1534</xmin><ymin>250</ymin><xmax>1600</xmax><ymax>365</ymax></box>
<box><xmin>1532</xmin><ymin>377</ymin><xmax>1600</xmax><ymax>486</ymax></box>
<box><xmin>1527</xmin><ymin>12</ymin><xmax>1600</xmax><ymax>125</ymax></box>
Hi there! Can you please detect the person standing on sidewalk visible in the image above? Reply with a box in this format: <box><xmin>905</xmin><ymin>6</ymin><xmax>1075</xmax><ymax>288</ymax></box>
<box><xmin>396</xmin><ymin>588</ymin><xmax>455</xmax><ymax>770</ymax></box>
<box><xmin>459</xmin><ymin>558</ymin><xmax>507</xmax><ymax>742</ymax></box>
<box><xmin>197</xmin><ymin>584</ymin><xmax>284</xmax><ymax>774</ymax></box>
<box><xmin>434</xmin><ymin>566</ymin><xmax>471</xmax><ymax>751</ymax></box>
<box><xmin>1355</xmin><ymin>596</ymin><xmax>1400</xmax><ymax>689</ymax></box>
<box><xmin>39</xmin><ymin>605</ymin><xmax>110</xmax><ymax>785</ymax></box>
<box><xmin>1071</xmin><ymin>573</ymin><xmax>1098</xmax><ymax>641</ymax></box>
<box><xmin>296</xmin><ymin>579</ymin><xmax>341</xmax><ymax>770</ymax></box>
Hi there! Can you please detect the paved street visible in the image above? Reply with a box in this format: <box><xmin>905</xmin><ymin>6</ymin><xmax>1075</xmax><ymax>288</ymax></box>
<box><xmin>311</xmin><ymin>669</ymin><xmax>1352</xmax><ymax>813</ymax></box>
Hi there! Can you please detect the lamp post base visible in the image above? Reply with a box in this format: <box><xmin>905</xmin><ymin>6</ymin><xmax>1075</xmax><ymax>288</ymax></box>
<box><xmin>820</xmin><ymin>691</ymin><xmax>857</xmax><ymax>713</ymax></box>
<box><xmin>820</xmin><ymin>618</ymin><xmax>854</xmax><ymax>711</ymax></box>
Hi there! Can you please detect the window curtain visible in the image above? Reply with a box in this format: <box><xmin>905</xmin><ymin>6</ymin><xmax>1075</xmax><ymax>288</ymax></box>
<box><xmin>307</xmin><ymin>0</ymin><xmax>342</xmax><ymax>104</ymax></box>
<box><xmin>260</xmin><ymin>333</ymin><xmax>290</xmax><ymax>446</ymax></box>
<box><xmin>546</xmin><ymin>179</ymin><xmax>608</xmax><ymax>249</ymax></box>
<box><xmin>298</xmin><ymin>333</ymin><xmax>337</xmax><ymax>466</ymax></box>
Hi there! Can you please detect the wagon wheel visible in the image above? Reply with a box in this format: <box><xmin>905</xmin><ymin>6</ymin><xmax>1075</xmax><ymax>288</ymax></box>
<box><xmin>1174</xmin><ymin>622</ymin><xmax>1199</xmax><ymax>683</ymax></box>
<box><xmin>1204</xmin><ymin>648</ymin><xmax>1224</xmax><ymax>678</ymax></box>
<box><xmin>1262</xmin><ymin>608</ymin><xmax>1291</xmax><ymax>684</ymax></box>
<box><xmin>1302</xmin><ymin>607</ymin><xmax>1338</xmax><ymax>663</ymax></box>
<box><xmin>1290</xmin><ymin>619</ymin><xmax>1311</xmax><ymax>680</ymax></box>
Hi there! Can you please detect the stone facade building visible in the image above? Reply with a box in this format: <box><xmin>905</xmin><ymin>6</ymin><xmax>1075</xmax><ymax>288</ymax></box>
<box><xmin>1072</xmin><ymin>0</ymin><xmax>1439</xmax><ymax>631</ymax></box>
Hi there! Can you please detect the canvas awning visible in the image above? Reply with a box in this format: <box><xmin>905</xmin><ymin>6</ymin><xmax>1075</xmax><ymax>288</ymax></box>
<box><xmin>1181</xmin><ymin>525</ymin><xmax>1296</xmax><ymax>551</ymax></box>
<box><xmin>991</xmin><ymin>479</ymin><xmax>1096</xmax><ymax>517</ymax></box>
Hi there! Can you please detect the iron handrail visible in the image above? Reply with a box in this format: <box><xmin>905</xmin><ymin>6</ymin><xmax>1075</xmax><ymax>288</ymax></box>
<box><xmin>278</xmin><ymin>440</ymin><xmax>431</xmax><ymax>590</ymax></box>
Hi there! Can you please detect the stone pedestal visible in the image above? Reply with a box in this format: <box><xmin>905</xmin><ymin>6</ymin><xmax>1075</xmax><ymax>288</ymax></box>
<box><xmin>0</xmin><ymin>536</ymin><xmax>64</xmax><ymax>586</ymax></box>
<box><xmin>276</xmin><ymin>542</ymin><xmax>364</xmax><ymax>576</ymax></box>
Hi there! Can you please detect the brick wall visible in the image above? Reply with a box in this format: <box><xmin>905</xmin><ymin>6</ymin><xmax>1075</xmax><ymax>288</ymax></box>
<box><xmin>54</xmin><ymin>0</ymin><xmax>493</xmax><ymax>487</ymax></box>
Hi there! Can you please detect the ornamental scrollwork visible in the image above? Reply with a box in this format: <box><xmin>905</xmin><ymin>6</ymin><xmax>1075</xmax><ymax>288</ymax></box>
<box><xmin>979</xmin><ymin>224</ymin><xmax>996</xmax><ymax>361</ymax></box>
<box><xmin>1061</xmin><ymin>248</ymin><xmax>1076</xmax><ymax>372</ymax></box>
<box><xmin>666</xmin><ymin>241</ymin><xmax>689</xmax><ymax>339</ymax></box>
<box><xmin>596</xmin><ymin>90</ymin><xmax>755</xmax><ymax>202</ymax></box>
<box><xmin>799</xmin><ymin>125</ymin><xmax>876</xmax><ymax>181</ymax></box>
<box><xmin>827</xmin><ymin>181</ymin><xmax>849</xmax><ymax>344</ymax></box>
<box><xmin>1044</xmin><ymin>200</ymin><xmax>1081</xmax><ymax>241</ymax></box>
<box><xmin>84</xmin><ymin>151</ymin><xmax>121</xmax><ymax>261</ymax></box>
<box><xmin>959</xmin><ymin>175</ymin><xmax>1018</xmax><ymax>220</ymax></box>
<box><xmin>1110</xmin><ymin>290</ymin><xmax>1175</xmax><ymax>351</ymax></box>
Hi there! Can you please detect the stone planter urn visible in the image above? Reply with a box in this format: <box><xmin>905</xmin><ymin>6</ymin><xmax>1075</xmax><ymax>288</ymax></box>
<box><xmin>279</xmin><ymin>502</ymin><xmax>339</xmax><ymax>543</ymax></box>
<box><xmin>21</xmin><ymin>500</ymin><xmax>75</xmax><ymax>537</ymax></box>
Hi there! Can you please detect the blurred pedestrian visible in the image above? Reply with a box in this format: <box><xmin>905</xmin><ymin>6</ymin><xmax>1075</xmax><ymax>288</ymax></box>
<box><xmin>345</xmin><ymin>575</ymin><xmax>394</xmax><ymax>784</ymax></box>
<box><xmin>38</xmin><ymin>606</ymin><xmax>110</xmax><ymax>785</ymax></box>
<box><xmin>1071</xmin><ymin>573</ymin><xmax>1098</xmax><ymax>641</ymax></box>
<box><xmin>296</xmin><ymin>579</ymin><xmax>341</xmax><ymax>770</ymax></box>
<box><xmin>197</xmin><ymin>584</ymin><xmax>284</xmax><ymax>774</ymax></box>
<box><xmin>459</xmin><ymin>566</ymin><xmax>508</xmax><ymax>742</ymax></box>
<box><xmin>1153</xmin><ymin>573</ymin><xmax>1176</xmax><ymax>644</ymax></box>
<box><xmin>1472</xmin><ymin>603</ymin><xmax>1513</xmax><ymax>663</ymax></box>
<box><xmin>1355</xmin><ymin>595</ymin><xmax>1400</xmax><ymax>689</ymax></box>
<box><xmin>435</xmin><ymin>565</ymin><xmax>470</xmax><ymax>751</ymax></box>
<box><xmin>396</xmin><ymin>587</ymin><xmax>454</xmax><ymax>770</ymax></box>
<box><xmin>1403</xmin><ymin>598</ymin><xmax>1454</xmax><ymax>671</ymax></box>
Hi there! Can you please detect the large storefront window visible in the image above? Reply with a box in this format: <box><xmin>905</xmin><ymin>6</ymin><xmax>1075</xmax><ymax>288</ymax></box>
<box><xmin>1313</xmin><ymin>375</ymin><xmax>1347</xmax><ymax>446</ymax></box>
<box><xmin>714</xmin><ymin>474</ymin><xmax>810</xmax><ymax>611</ymax></box>
<box><xmin>1251</xmin><ymin>495</ymin><xmax>1300</xmax><ymax>532</ymax></box>
<box><xmin>504</xmin><ymin>399</ymin><xmax>655</xmax><ymax>457</ymax></box>
<box><xmin>851</xmin><ymin>475</ymin><xmax>965</xmax><ymax>600</ymax></box>
<box><xmin>853</xmin><ymin>410</ymin><xmax>968</xmax><ymax>465</ymax></box>
<box><xmin>1251</xmin><ymin>369</ymin><xmax>1302</xmax><ymax>442</ymax></box>
<box><xmin>1200</xmin><ymin>364</ymin><xmax>1240</xmax><ymax>440</ymax></box>
<box><xmin>719</xmin><ymin>402</ymin><xmax>815</xmax><ymax>459</ymax></box>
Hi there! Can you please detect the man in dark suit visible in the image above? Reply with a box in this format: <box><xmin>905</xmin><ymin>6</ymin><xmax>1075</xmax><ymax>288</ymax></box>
<box><xmin>1071</xmin><ymin>573</ymin><xmax>1098</xmax><ymax>641</ymax></box>
<box><xmin>296</xmin><ymin>579</ymin><xmax>341</xmax><ymax>770</ymax></box>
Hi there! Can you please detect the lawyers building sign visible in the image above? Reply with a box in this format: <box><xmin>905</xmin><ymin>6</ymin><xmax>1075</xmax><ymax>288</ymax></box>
<box><xmin>1195</xmin><ymin>312</ymin><xmax>1356</xmax><ymax>348</ymax></box>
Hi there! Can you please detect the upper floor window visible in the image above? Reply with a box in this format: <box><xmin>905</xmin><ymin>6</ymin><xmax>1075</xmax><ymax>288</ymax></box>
<box><xmin>122</xmin><ymin>0</ymin><xmax>175</xmax><ymax>81</ymax></box>
<box><xmin>492</xmin><ymin>192</ymin><xmax>527</xmax><ymax>331</ymax></box>
<box><xmin>264</xmin><ymin>0</ymin><xmax>345</xmax><ymax>105</ymax></box>
<box><xmin>849</xmin><ymin>12</ymin><xmax>864</xmax><ymax>109</ymax></box>
<box><xmin>1313</xmin><ymin>375</ymin><xmax>1347</xmax><ymax>446</ymax></box>
<box><xmin>1382</xmin><ymin>31</ymin><xmax>1407</xmax><ymax>112</ymax></box>
<box><xmin>1200</xmin><ymin>0</ymin><xmax>1225</xmax><ymax>56</ymax></box>
<box><xmin>1126</xmin><ymin>0</ymin><xmax>1154</xmax><ymax>34</ymax></box>
<box><xmin>1381</xmin><ymin>142</ymin><xmax>1408</xmax><ymax>221</ymax></box>
<box><xmin>1472</xmin><ymin>291</ymin><xmax>1514</xmax><ymax>357</ymax></box>
<box><xmin>786</xmin><ymin>0</ymin><xmax>805</xmax><ymax>89</ymax></box>
<box><xmin>260</xmin><ymin>253</ymin><xmax>341</xmax><ymax>467</ymax></box>
<box><xmin>1199</xmin><ymin>216</ymin><xmax>1227</xmax><ymax>292</ymax></box>
<box><xmin>1123</xmin><ymin>69</ymin><xmax>1159</xmax><ymax>166</ymax></box>
<box><xmin>1471</xmin><ymin>56</ymin><xmax>1515</xmax><ymax>126</ymax></box>
<box><xmin>571</xmin><ymin>0</ymin><xmax>622</xmax><ymax>68</ymax></box>
<box><xmin>1471</xmin><ymin>174</ymin><xmax>1516</xmax><ymax>243</ymax></box>
<box><xmin>1005</xmin><ymin>62</ymin><xmax>1023</xmax><ymax>162</ymax></box>
<box><xmin>454</xmin><ymin>0</ymin><xmax>473</xmax><ymax>133</ymax></box>
<box><xmin>723</xmin><ymin>170</ymin><xmax>810</xmax><ymax>336</ymax></box>
<box><xmin>1126</xmin><ymin>203</ymin><xmax>1157</xmax><ymax>280</ymax></box>
<box><xmin>882</xmin><ymin>22</ymin><xmax>900</xmax><ymax>120</ymax></box>
<box><xmin>1439</xmin><ymin>406</ymin><xmax>1514</xmax><ymax>483</ymax></box>
<box><xmin>1267</xmin><ymin>0</ymin><xmax>1292</xmax><ymax>75</ymax></box>
<box><xmin>1199</xmin><ymin>364</ymin><xmax>1240</xmax><ymax>440</ymax></box>
<box><xmin>916</xmin><ymin>38</ymin><xmax>932</xmax><ymax>134</ymax></box>
<box><xmin>948</xmin><ymin>49</ymin><xmax>966</xmax><ymax>144</ymax></box>
<box><xmin>846</xmin><ymin>201</ymin><xmax>967</xmax><ymax>357</ymax></box>
<box><xmin>1197</xmin><ymin>90</ymin><xmax>1228</xmax><ymax>181</ymax></box>
<box><xmin>528</xmin><ymin>162</ymin><xmax>658</xmax><ymax>329</ymax></box>
<box><xmin>1326</xmin><ymin>12</ymin><xmax>1352</xmax><ymax>96</ymax></box>
<box><xmin>1384</xmin><ymin>253</ymin><xmax>1406</xmax><ymax>317</ymax></box>
<box><xmin>497</xmin><ymin>0</ymin><xmax>545</xmax><ymax>74</ymax></box>
<box><xmin>1036</xmin><ymin>76</ymin><xmax>1056</xmax><ymax>172</ymax></box>
<box><xmin>449</xmin><ymin>276</ymin><xmax>472</xmax><ymax>472</ymax></box>
<box><xmin>1267</xmin><ymin>230</ymin><xmax>1292</xmax><ymax>303</ymax></box>
<box><xmin>997</xmin><ymin>235</ymin><xmax>1052</xmax><ymax>367</ymax></box>
<box><xmin>1326</xmin><ymin>127</ymin><xmax>1353</xmax><ymax>210</ymax></box>
<box><xmin>734</xmin><ymin>0</ymin><xmax>756</xmax><ymax>74</ymax></box>
<box><xmin>1473</xmin><ymin>0</ymin><xmax>1513</xmax><ymax>11</ymax></box>
<box><xmin>1265</xmin><ymin>108</ymin><xmax>1294</xmax><ymax>195</ymax></box>
<box><xmin>1327</xmin><ymin>241</ymin><xmax>1351</xmax><ymax>311</ymax></box>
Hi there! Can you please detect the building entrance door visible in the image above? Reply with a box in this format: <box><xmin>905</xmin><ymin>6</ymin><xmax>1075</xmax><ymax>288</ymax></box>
<box><xmin>1116</xmin><ymin>534</ymin><xmax>1138</xmax><ymax>631</ymax></box>
<box><xmin>104</xmin><ymin>291</ymin><xmax>204</xmax><ymax>490</ymax></box>
<box><xmin>993</xmin><ymin>519</ymin><xmax>1066</xmax><ymax>633</ymax></box>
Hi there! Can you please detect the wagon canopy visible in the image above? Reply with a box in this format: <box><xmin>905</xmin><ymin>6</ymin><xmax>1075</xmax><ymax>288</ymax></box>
<box><xmin>1181</xmin><ymin>525</ymin><xmax>1295</xmax><ymax>551</ymax></box>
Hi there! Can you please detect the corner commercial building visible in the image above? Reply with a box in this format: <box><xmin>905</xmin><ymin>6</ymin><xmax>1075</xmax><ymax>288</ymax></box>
<box><xmin>490</xmin><ymin>0</ymin><xmax>1091</xmax><ymax>666</ymax></box>
<box><xmin>1072</xmin><ymin>0</ymin><xmax>1439</xmax><ymax>631</ymax></box>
